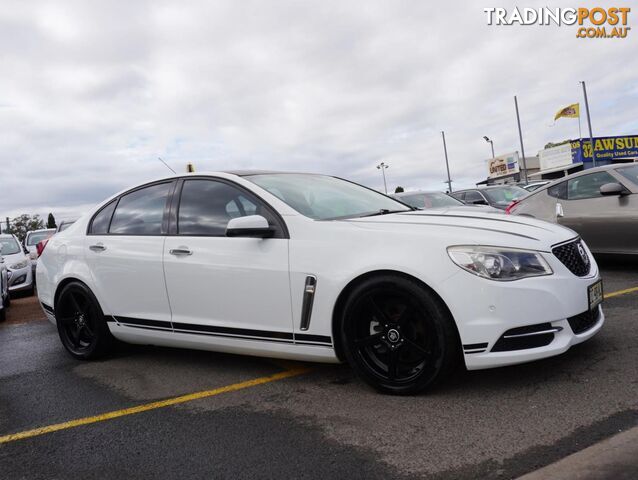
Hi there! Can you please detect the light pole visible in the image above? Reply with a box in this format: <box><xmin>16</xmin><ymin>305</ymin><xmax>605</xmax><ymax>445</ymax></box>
<box><xmin>483</xmin><ymin>136</ymin><xmax>495</xmax><ymax>159</ymax></box>
<box><xmin>376</xmin><ymin>162</ymin><xmax>389</xmax><ymax>194</ymax></box>
<box><xmin>441</xmin><ymin>131</ymin><xmax>453</xmax><ymax>193</ymax></box>
<box><xmin>580</xmin><ymin>81</ymin><xmax>596</xmax><ymax>167</ymax></box>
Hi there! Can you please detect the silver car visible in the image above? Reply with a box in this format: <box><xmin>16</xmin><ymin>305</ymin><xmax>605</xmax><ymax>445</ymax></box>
<box><xmin>0</xmin><ymin>234</ymin><xmax>34</xmax><ymax>296</ymax></box>
<box><xmin>509</xmin><ymin>164</ymin><xmax>638</xmax><ymax>255</ymax></box>
<box><xmin>24</xmin><ymin>228</ymin><xmax>56</xmax><ymax>274</ymax></box>
<box><xmin>392</xmin><ymin>190</ymin><xmax>498</xmax><ymax>212</ymax></box>
<box><xmin>0</xmin><ymin>246</ymin><xmax>9</xmax><ymax>321</ymax></box>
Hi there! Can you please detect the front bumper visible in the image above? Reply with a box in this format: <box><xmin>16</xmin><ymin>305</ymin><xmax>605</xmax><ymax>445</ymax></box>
<box><xmin>438</xmin><ymin>248</ymin><xmax>604</xmax><ymax>370</ymax></box>
<box><xmin>8</xmin><ymin>265</ymin><xmax>33</xmax><ymax>292</ymax></box>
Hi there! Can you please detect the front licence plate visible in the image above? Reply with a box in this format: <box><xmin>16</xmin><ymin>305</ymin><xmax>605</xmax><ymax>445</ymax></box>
<box><xmin>588</xmin><ymin>279</ymin><xmax>604</xmax><ymax>311</ymax></box>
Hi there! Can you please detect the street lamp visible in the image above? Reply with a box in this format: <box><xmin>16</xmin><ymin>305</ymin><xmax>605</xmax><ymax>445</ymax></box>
<box><xmin>376</xmin><ymin>162</ymin><xmax>389</xmax><ymax>194</ymax></box>
<box><xmin>483</xmin><ymin>136</ymin><xmax>495</xmax><ymax>159</ymax></box>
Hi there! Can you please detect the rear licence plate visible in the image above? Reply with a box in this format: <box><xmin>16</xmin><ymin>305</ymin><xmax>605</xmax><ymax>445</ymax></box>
<box><xmin>588</xmin><ymin>279</ymin><xmax>604</xmax><ymax>311</ymax></box>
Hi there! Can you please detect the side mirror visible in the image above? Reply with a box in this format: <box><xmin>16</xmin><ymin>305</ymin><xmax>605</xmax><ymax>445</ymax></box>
<box><xmin>226</xmin><ymin>215</ymin><xmax>274</xmax><ymax>238</ymax></box>
<box><xmin>600</xmin><ymin>182</ymin><xmax>625</xmax><ymax>196</ymax></box>
<box><xmin>473</xmin><ymin>199</ymin><xmax>488</xmax><ymax>205</ymax></box>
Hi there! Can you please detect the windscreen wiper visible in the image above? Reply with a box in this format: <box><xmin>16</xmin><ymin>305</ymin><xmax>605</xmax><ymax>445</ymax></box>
<box><xmin>359</xmin><ymin>209</ymin><xmax>409</xmax><ymax>217</ymax></box>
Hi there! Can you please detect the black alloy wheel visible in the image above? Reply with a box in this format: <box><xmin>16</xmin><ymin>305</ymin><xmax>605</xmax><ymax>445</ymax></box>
<box><xmin>341</xmin><ymin>275</ymin><xmax>459</xmax><ymax>395</ymax></box>
<box><xmin>56</xmin><ymin>282</ymin><xmax>114</xmax><ymax>359</ymax></box>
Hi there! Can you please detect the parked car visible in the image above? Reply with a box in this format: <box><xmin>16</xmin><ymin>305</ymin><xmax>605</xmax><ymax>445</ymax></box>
<box><xmin>37</xmin><ymin>171</ymin><xmax>603</xmax><ymax>394</ymax></box>
<box><xmin>391</xmin><ymin>190</ymin><xmax>500</xmax><ymax>212</ymax></box>
<box><xmin>522</xmin><ymin>181</ymin><xmax>550</xmax><ymax>192</ymax></box>
<box><xmin>451</xmin><ymin>185</ymin><xmax>528</xmax><ymax>210</ymax></box>
<box><xmin>0</xmin><ymin>246</ymin><xmax>9</xmax><ymax>321</ymax></box>
<box><xmin>24</xmin><ymin>228</ymin><xmax>56</xmax><ymax>274</ymax></box>
<box><xmin>509</xmin><ymin>164</ymin><xmax>638</xmax><ymax>255</ymax></box>
<box><xmin>0</xmin><ymin>234</ymin><xmax>34</xmax><ymax>296</ymax></box>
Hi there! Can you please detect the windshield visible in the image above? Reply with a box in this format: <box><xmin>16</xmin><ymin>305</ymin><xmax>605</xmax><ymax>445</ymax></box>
<box><xmin>246</xmin><ymin>174</ymin><xmax>412</xmax><ymax>220</ymax></box>
<box><xmin>483</xmin><ymin>186</ymin><xmax>527</xmax><ymax>206</ymax></box>
<box><xmin>0</xmin><ymin>237</ymin><xmax>20</xmax><ymax>255</ymax></box>
<box><xmin>26</xmin><ymin>230</ymin><xmax>54</xmax><ymax>246</ymax></box>
<box><xmin>399</xmin><ymin>192</ymin><xmax>463</xmax><ymax>209</ymax></box>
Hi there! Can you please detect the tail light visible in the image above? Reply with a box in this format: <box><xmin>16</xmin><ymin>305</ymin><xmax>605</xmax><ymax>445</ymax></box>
<box><xmin>505</xmin><ymin>200</ymin><xmax>520</xmax><ymax>215</ymax></box>
<box><xmin>36</xmin><ymin>239</ymin><xmax>49</xmax><ymax>257</ymax></box>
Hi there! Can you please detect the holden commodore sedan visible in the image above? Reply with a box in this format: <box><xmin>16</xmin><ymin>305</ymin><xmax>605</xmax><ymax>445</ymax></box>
<box><xmin>37</xmin><ymin>171</ymin><xmax>604</xmax><ymax>394</ymax></box>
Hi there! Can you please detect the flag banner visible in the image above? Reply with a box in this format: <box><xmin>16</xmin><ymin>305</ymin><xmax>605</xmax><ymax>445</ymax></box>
<box><xmin>554</xmin><ymin>103</ymin><xmax>580</xmax><ymax>120</ymax></box>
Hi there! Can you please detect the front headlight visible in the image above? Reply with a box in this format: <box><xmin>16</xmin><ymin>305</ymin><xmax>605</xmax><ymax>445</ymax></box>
<box><xmin>447</xmin><ymin>245</ymin><xmax>553</xmax><ymax>281</ymax></box>
<box><xmin>9</xmin><ymin>260</ymin><xmax>29</xmax><ymax>270</ymax></box>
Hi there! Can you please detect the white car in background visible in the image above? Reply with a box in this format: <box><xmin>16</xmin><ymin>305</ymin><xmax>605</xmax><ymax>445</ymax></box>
<box><xmin>0</xmin><ymin>234</ymin><xmax>34</xmax><ymax>296</ymax></box>
<box><xmin>37</xmin><ymin>171</ymin><xmax>604</xmax><ymax>394</ymax></box>
<box><xmin>24</xmin><ymin>228</ymin><xmax>56</xmax><ymax>274</ymax></box>
<box><xmin>0</xmin><ymin>247</ymin><xmax>9</xmax><ymax>321</ymax></box>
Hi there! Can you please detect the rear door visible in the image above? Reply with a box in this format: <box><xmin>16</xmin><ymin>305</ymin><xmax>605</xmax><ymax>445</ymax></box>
<box><xmin>86</xmin><ymin>181</ymin><xmax>175</xmax><ymax>329</ymax></box>
<box><xmin>163</xmin><ymin>177</ymin><xmax>293</xmax><ymax>342</ymax></box>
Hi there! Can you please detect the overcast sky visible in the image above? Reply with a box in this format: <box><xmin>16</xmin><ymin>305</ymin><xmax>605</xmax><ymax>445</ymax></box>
<box><xmin>1</xmin><ymin>0</ymin><xmax>636</xmax><ymax>221</ymax></box>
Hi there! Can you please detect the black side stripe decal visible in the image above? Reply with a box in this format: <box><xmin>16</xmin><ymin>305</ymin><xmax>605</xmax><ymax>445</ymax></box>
<box><xmin>41</xmin><ymin>303</ymin><xmax>55</xmax><ymax>315</ymax></box>
<box><xmin>463</xmin><ymin>342</ymin><xmax>488</xmax><ymax>350</ymax></box>
<box><xmin>113</xmin><ymin>316</ymin><xmax>332</xmax><ymax>346</ymax></box>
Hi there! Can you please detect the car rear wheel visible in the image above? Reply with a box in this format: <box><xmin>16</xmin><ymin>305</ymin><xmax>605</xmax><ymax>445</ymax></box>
<box><xmin>340</xmin><ymin>275</ymin><xmax>459</xmax><ymax>395</ymax></box>
<box><xmin>56</xmin><ymin>282</ymin><xmax>114</xmax><ymax>360</ymax></box>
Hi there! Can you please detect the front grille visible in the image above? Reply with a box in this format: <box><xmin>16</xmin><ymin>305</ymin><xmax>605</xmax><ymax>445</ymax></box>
<box><xmin>552</xmin><ymin>239</ymin><xmax>591</xmax><ymax>277</ymax></box>
<box><xmin>568</xmin><ymin>307</ymin><xmax>601</xmax><ymax>334</ymax></box>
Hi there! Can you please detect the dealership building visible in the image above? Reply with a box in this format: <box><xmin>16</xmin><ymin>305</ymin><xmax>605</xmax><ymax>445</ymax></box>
<box><xmin>477</xmin><ymin>151</ymin><xmax>539</xmax><ymax>186</ymax></box>
<box><xmin>531</xmin><ymin>135</ymin><xmax>638</xmax><ymax>181</ymax></box>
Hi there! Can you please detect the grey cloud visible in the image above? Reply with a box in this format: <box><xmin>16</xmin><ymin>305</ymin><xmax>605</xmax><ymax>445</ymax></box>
<box><xmin>0</xmin><ymin>0</ymin><xmax>636</xmax><ymax>219</ymax></box>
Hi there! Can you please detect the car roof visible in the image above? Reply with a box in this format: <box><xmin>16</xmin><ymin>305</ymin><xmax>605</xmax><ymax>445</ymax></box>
<box><xmin>27</xmin><ymin>228</ymin><xmax>56</xmax><ymax>234</ymax></box>
<box><xmin>393</xmin><ymin>190</ymin><xmax>446</xmax><ymax>196</ymax></box>
<box><xmin>454</xmin><ymin>185</ymin><xmax>523</xmax><ymax>193</ymax></box>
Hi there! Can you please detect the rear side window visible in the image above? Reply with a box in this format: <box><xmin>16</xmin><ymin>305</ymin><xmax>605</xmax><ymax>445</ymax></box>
<box><xmin>547</xmin><ymin>182</ymin><xmax>567</xmax><ymax>199</ymax></box>
<box><xmin>89</xmin><ymin>201</ymin><xmax>117</xmax><ymax>235</ymax></box>
<box><xmin>567</xmin><ymin>171</ymin><xmax>617</xmax><ymax>200</ymax></box>
<box><xmin>451</xmin><ymin>192</ymin><xmax>465</xmax><ymax>202</ymax></box>
<box><xmin>109</xmin><ymin>182</ymin><xmax>172</xmax><ymax>235</ymax></box>
<box><xmin>401</xmin><ymin>194</ymin><xmax>426</xmax><ymax>209</ymax></box>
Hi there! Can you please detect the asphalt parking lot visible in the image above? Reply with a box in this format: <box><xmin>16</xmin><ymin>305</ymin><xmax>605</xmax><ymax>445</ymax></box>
<box><xmin>1</xmin><ymin>259</ymin><xmax>637</xmax><ymax>480</ymax></box>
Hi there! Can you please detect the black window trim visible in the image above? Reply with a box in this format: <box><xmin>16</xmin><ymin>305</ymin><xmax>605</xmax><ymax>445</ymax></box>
<box><xmin>86</xmin><ymin>179</ymin><xmax>177</xmax><ymax>236</ymax></box>
<box><xmin>168</xmin><ymin>176</ymin><xmax>290</xmax><ymax>239</ymax></box>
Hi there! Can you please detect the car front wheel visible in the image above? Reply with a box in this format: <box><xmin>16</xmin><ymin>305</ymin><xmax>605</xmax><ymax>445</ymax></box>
<box><xmin>340</xmin><ymin>275</ymin><xmax>459</xmax><ymax>395</ymax></box>
<box><xmin>55</xmin><ymin>282</ymin><xmax>114</xmax><ymax>360</ymax></box>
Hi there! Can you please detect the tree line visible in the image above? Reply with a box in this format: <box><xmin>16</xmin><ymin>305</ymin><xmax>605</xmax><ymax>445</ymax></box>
<box><xmin>1</xmin><ymin>213</ymin><xmax>57</xmax><ymax>242</ymax></box>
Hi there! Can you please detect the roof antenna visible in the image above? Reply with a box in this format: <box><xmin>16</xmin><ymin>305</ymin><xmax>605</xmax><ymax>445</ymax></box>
<box><xmin>158</xmin><ymin>157</ymin><xmax>176</xmax><ymax>174</ymax></box>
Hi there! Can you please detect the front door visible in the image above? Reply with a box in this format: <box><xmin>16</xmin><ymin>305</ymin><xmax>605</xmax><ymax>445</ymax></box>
<box><xmin>163</xmin><ymin>177</ymin><xmax>293</xmax><ymax>342</ymax></box>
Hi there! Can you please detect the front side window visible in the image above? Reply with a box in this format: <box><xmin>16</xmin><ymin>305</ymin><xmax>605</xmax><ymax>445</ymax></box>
<box><xmin>177</xmin><ymin>179</ymin><xmax>280</xmax><ymax>236</ymax></box>
<box><xmin>246</xmin><ymin>174</ymin><xmax>411</xmax><ymax>220</ymax></box>
<box><xmin>109</xmin><ymin>182</ymin><xmax>172</xmax><ymax>235</ymax></box>
<box><xmin>0</xmin><ymin>237</ymin><xmax>20</xmax><ymax>255</ymax></box>
<box><xmin>567</xmin><ymin>171</ymin><xmax>617</xmax><ymax>200</ymax></box>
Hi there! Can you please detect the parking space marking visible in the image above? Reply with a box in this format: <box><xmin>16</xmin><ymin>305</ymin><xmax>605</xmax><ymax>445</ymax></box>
<box><xmin>605</xmin><ymin>286</ymin><xmax>638</xmax><ymax>299</ymax></box>
<box><xmin>0</xmin><ymin>365</ymin><xmax>310</xmax><ymax>445</ymax></box>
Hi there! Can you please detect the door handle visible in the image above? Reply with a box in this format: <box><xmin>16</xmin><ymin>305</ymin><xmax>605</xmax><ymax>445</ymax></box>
<box><xmin>169</xmin><ymin>247</ymin><xmax>193</xmax><ymax>256</ymax></box>
<box><xmin>89</xmin><ymin>244</ymin><xmax>106</xmax><ymax>252</ymax></box>
<box><xmin>555</xmin><ymin>203</ymin><xmax>564</xmax><ymax>218</ymax></box>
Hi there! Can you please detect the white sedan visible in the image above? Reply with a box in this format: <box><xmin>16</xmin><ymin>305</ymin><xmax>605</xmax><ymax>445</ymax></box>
<box><xmin>36</xmin><ymin>171</ymin><xmax>604</xmax><ymax>394</ymax></box>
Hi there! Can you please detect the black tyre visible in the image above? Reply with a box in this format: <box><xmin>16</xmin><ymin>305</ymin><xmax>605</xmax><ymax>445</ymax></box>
<box><xmin>340</xmin><ymin>274</ymin><xmax>460</xmax><ymax>395</ymax></box>
<box><xmin>55</xmin><ymin>282</ymin><xmax>114</xmax><ymax>360</ymax></box>
<box><xmin>0</xmin><ymin>306</ymin><xmax>5</xmax><ymax>322</ymax></box>
<box><xmin>3</xmin><ymin>292</ymin><xmax>10</xmax><ymax>308</ymax></box>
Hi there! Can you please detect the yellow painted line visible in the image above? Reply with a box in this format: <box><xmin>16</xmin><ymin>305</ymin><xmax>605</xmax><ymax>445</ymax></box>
<box><xmin>0</xmin><ymin>366</ymin><xmax>309</xmax><ymax>445</ymax></box>
<box><xmin>605</xmin><ymin>286</ymin><xmax>638</xmax><ymax>299</ymax></box>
